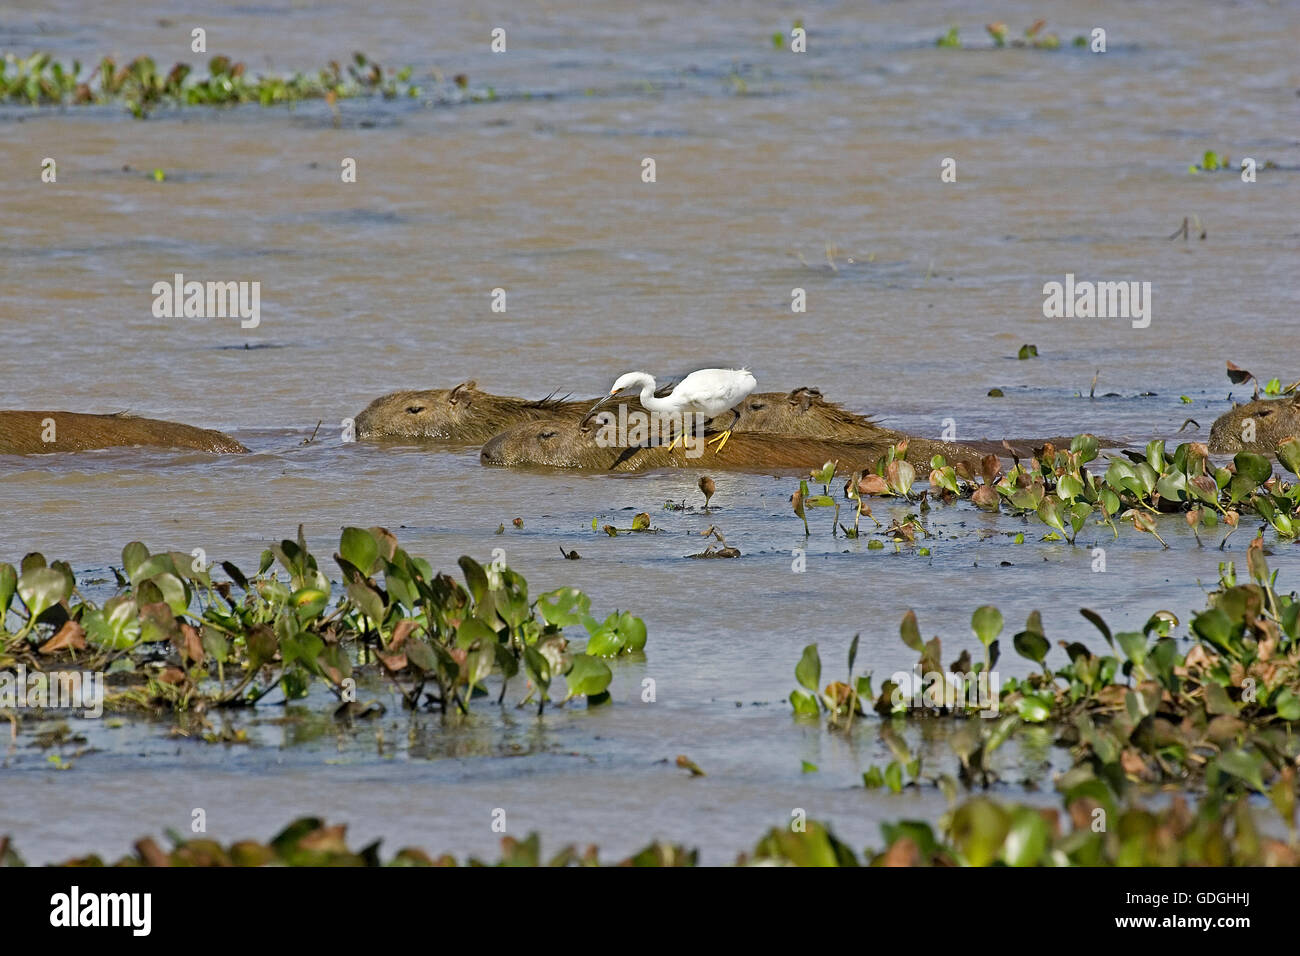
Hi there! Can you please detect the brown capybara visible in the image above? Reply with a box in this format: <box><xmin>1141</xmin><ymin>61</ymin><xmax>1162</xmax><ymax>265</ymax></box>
<box><xmin>354</xmin><ymin>381</ymin><xmax>891</xmax><ymax>445</ymax></box>
<box><xmin>479</xmin><ymin>415</ymin><xmax>984</xmax><ymax>474</ymax></box>
<box><xmin>1208</xmin><ymin>396</ymin><xmax>1300</xmax><ymax>455</ymax></box>
<box><xmin>0</xmin><ymin>411</ymin><xmax>248</xmax><ymax>454</ymax></box>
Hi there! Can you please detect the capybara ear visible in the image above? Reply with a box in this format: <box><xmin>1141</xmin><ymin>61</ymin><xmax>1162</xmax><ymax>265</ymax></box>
<box><xmin>448</xmin><ymin>381</ymin><xmax>477</xmax><ymax>404</ymax></box>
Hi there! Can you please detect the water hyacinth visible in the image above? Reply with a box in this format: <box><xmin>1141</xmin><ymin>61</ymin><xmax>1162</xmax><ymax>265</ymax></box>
<box><xmin>0</xmin><ymin>51</ymin><xmax>468</xmax><ymax>117</ymax></box>
<box><xmin>791</xmin><ymin>545</ymin><xmax>1300</xmax><ymax>814</ymax></box>
<box><xmin>0</xmin><ymin>527</ymin><xmax>646</xmax><ymax>716</ymax></box>
<box><xmin>796</xmin><ymin>433</ymin><xmax>1300</xmax><ymax>545</ymax></box>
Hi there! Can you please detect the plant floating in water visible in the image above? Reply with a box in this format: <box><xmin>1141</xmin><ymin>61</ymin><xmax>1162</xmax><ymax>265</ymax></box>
<box><xmin>0</xmin><ymin>51</ymin><xmax>450</xmax><ymax>117</ymax></box>
<box><xmin>793</xmin><ymin>434</ymin><xmax>1300</xmax><ymax>544</ymax></box>
<box><xmin>791</xmin><ymin>546</ymin><xmax>1300</xmax><ymax>806</ymax></box>
<box><xmin>0</xmin><ymin>527</ymin><xmax>647</xmax><ymax>717</ymax></box>
<box><xmin>942</xmin><ymin>21</ymin><xmax>1074</xmax><ymax>50</ymax></box>
<box><xmin>1017</xmin><ymin>344</ymin><xmax>1038</xmax><ymax>360</ymax></box>
<box><xmin>789</xmin><ymin>634</ymin><xmax>869</xmax><ymax>732</ymax></box>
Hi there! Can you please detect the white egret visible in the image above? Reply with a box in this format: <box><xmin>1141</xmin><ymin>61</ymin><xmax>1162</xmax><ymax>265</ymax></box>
<box><xmin>586</xmin><ymin>368</ymin><xmax>757</xmax><ymax>453</ymax></box>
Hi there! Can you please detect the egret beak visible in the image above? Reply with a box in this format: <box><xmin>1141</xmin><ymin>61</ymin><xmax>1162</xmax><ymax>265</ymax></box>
<box><xmin>581</xmin><ymin>392</ymin><xmax>618</xmax><ymax>427</ymax></box>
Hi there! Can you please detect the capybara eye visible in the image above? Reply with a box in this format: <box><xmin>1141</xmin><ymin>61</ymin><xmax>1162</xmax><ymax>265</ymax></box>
<box><xmin>540</xmin><ymin>431</ymin><xmax>556</xmax><ymax>440</ymax></box>
<box><xmin>1258</xmin><ymin>408</ymin><xmax>1273</xmax><ymax>417</ymax></box>
<box><xmin>750</xmin><ymin>402</ymin><xmax>766</xmax><ymax>410</ymax></box>
<box><xmin>405</xmin><ymin>406</ymin><xmax>425</xmax><ymax>414</ymax></box>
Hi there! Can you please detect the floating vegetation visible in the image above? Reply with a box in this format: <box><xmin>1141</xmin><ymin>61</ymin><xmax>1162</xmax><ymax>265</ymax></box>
<box><xmin>791</xmin><ymin>545</ymin><xmax>1300</xmax><ymax>803</ymax></box>
<box><xmin>7</xmin><ymin>789</ymin><xmax>1296</xmax><ymax>865</ymax></box>
<box><xmin>0</xmin><ymin>527</ymin><xmax>647</xmax><ymax>717</ymax></box>
<box><xmin>0</xmin><ymin>51</ymin><xmax>471</xmax><ymax>118</ymax></box>
<box><xmin>938</xmin><ymin>21</ymin><xmax>1083</xmax><ymax>50</ymax></box>
<box><xmin>794</xmin><ymin>433</ymin><xmax>1300</xmax><ymax>544</ymax></box>
<box><xmin>1223</xmin><ymin>360</ymin><xmax>1298</xmax><ymax>402</ymax></box>
<box><xmin>1188</xmin><ymin>151</ymin><xmax>1278</xmax><ymax>175</ymax></box>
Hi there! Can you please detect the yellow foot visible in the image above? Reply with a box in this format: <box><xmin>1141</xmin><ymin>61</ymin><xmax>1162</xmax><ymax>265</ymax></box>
<box><xmin>707</xmin><ymin>430</ymin><xmax>732</xmax><ymax>453</ymax></box>
<box><xmin>665</xmin><ymin>434</ymin><xmax>683</xmax><ymax>452</ymax></box>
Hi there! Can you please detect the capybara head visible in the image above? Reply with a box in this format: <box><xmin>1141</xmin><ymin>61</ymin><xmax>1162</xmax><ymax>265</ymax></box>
<box><xmin>733</xmin><ymin>387</ymin><xmax>882</xmax><ymax>439</ymax></box>
<box><xmin>481</xmin><ymin>417</ymin><xmax>604</xmax><ymax>468</ymax></box>
<box><xmin>354</xmin><ymin>381</ymin><xmax>575</xmax><ymax>444</ymax></box>
<box><xmin>1208</xmin><ymin>396</ymin><xmax>1300</xmax><ymax>454</ymax></box>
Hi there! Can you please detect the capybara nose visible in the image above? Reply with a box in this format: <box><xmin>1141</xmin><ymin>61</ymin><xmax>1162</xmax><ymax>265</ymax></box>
<box><xmin>480</xmin><ymin>435</ymin><xmax>503</xmax><ymax>465</ymax></box>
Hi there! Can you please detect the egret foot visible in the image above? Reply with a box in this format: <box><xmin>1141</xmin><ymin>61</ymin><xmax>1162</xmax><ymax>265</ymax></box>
<box><xmin>707</xmin><ymin>430</ymin><xmax>733</xmax><ymax>453</ymax></box>
<box><xmin>665</xmin><ymin>434</ymin><xmax>683</xmax><ymax>452</ymax></box>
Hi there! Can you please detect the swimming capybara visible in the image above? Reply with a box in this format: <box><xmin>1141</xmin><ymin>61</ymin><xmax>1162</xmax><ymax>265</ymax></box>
<box><xmin>0</xmin><ymin>411</ymin><xmax>248</xmax><ymax>454</ymax></box>
<box><xmin>479</xmin><ymin>415</ymin><xmax>984</xmax><ymax>474</ymax></box>
<box><xmin>354</xmin><ymin>381</ymin><xmax>892</xmax><ymax>445</ymax></box>
<box><xmin>1208</xmin><ymin>396</ymin><xmax>1300</xmax><ymax>455</ymax></box>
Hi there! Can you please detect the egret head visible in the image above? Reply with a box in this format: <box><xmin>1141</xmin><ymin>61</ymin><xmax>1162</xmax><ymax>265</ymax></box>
<box><xmin>583</xmin><ymin>372</ymin><xmax>655</xmax><ymax>425</ymax></box>
<box><xmin>609</xmin><ymin>371</ymin><xmax>654</xmax><ymax>396</ymax></box>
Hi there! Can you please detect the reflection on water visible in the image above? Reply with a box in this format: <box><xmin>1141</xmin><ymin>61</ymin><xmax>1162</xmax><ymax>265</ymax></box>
<box><xmin>1</xmin><ymin>0</ymin><xmax>1298</xmax><ymax>862</ymax></box>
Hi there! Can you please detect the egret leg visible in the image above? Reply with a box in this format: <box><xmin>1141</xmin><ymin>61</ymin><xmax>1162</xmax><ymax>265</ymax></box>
<box><xmin>706</xmin><ymin>408</ymin><xmax>741</xmax><ymax>454</ymax></box>
<box><xmin>665</xmin><ymin>433</ymin><xmax>683</xmax><ymax>452</ymax></box>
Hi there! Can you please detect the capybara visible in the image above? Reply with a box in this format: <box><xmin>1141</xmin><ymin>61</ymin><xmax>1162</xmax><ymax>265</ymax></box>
<box><xmin>479</xmin><ymin>415</ymin><xmax>984</xmax><ymax>474</ymax></box>
<box><xmin>354</xmin><ymin>381</ymin><xmax>891</xmax><ymax>444</ymax></box>
<box><xmin>0</xmin><ymin>411</ymin><xmax>248</xmax><ymax>454</ymax></box>
<box><xmin>1208</xmin><ymin>396</ymin><xmax>1300</xmax><ymax>455</ymax></box>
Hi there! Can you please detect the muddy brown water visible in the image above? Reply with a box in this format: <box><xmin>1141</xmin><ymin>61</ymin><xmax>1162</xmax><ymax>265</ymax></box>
<box><xmin>1</xmin><ymin>0</ymin><xmax>1298</xmax><ymax>863</ymax></box>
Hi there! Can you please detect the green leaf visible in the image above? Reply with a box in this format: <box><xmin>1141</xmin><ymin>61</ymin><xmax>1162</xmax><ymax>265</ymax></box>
<box><xmin>1069</xmin><ymin>434</ymin><xmax>1099</xmax><ymax>463</ymax></box>
<box><xmin>0</xmin><ymin>563</ymin><xmax>17</xmax><ymax>616</ymax></box>
<box><xmin>1015</xmin><ymin>693</ymin><xmax>1052</xmax><ymax>723</ymax></box>
<box><xmin>1115</xmin><ymin>631</ymin><xmax>1148</xmax><ymax>667</ymax></box>
<box><xmin>950</xmin><ymin>799</ymin><xmax>1010</xmax><ymax>867</ymax></box>
<box><xmin>795</xmin><ymin>644</ymin><xmax>821</xmax><ymax>692</ymax></box>
<box><xmin>971</xmin><ymin>606</ymin><xmax>1003</xmax><ymax>648</ymax></box>
<box><xmin>584</xmin><ymin>620</ymin><xmax>625</xmax><ymax>658</ymax></box>
<box><xmin>339</xmin><ymin>527</ymin><xmax>379</xmax><ymax>576</ymax></box>
<box><xmin>537</xmin><ymin>587</ymin><xmax>591</xmax><ymax>628</ymax></box>
<box><xmin>121</xmin><ymin>541</ymin><xmax>150</xmax><ymax>583</ymax></box>
<box><xmin>82</xmin><ymin>596</ymin><xmax>141</xmax><ymax>650</ymax></box>
<box><xmin>1233</xmin><ymin>452</ymin><xmax>1272</xmax><ymax>486</ymax></box>
<box><xmin>1215</xmin><ymin>749</ymin><xmax>1267</xmax><ymax>792</ymax></box>
<box><xmin>17</xmin><ymin>567</ymin><xmax>70</xmax><ymax>620</ymax></box>
<box><xmin>291</xmin><ymin>587</ymin><xmax>330</xmax><ymax>625</ymax></box>
<box><xmin>899</xmin><ymin>610</ymin><xmax>924</xmax><ymax>653</ymax></box>
<box><xmin>458</xmin><ymin>555</ymin><xmax>489</xmax><ymax>603</ymax></box>
<box><xmin>1001</xmin><ymin>807</ymin><xmax>1049</xmax><ymax>866</ymax></box>
<box><xmin>790</xmin><ymin>688</ymin><xmax>820</xmax><ymax>716</ymax></box>
<box><xmin>455</xmin><ymin>616</ymin><xmax>498</xmax><ymax>650</ymax></box>
<box><xmin>1012</xmin><ymin>629</ymin><xmax>1049</xmax><ymax>665</ymax></box>
<box><xmin>1271</xmin><ymin>687</ymin><xmax>1300</xmax><ymax>721</ymax></box>
<box><xmin>565</xmin><ymin>653</ymin><xmax>611</xmax><ymax>698</ymax></box>
<box><xmin>345</xmin><ymin>577</ymin><xmax>385</xmax><ymax>626</ymax></box>
<box><xmin>523</xmin><ymin>645</ymin><xmax>551</xmax><ymax>688</ymax></box>
<box><xmin>1277</xmin><ymin>437</ymin><xmax>1300</xmax><ymax>476</ymax></box>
